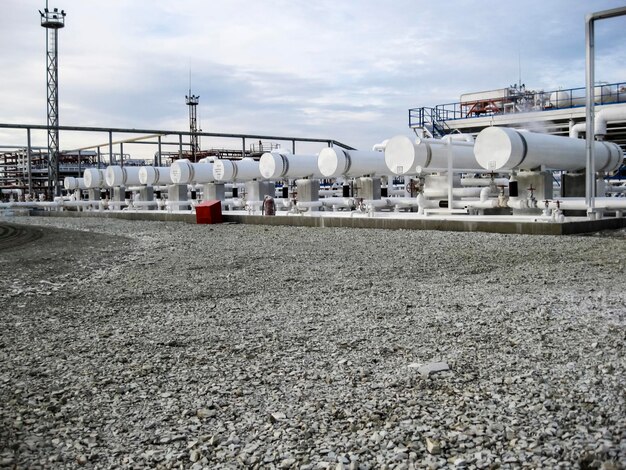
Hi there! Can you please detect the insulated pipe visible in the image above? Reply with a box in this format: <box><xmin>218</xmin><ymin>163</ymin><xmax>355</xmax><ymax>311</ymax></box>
<box><xmin>259</xmin><ymin>151</ymin><xmax>322</xmax><ymax>179</ymax></box>
<box><xmin>105</xmin><ymin>165</ymin><xmax>142</xmax><ymax>187</ymax></box>
<box><xmin>595</xmin><ymin>104</ymin><xmax>626</xmax><ymax>137</ymax></box>
<box><xmin>213</xmin><ymin>158</ymin><xmax>261</xmax><ymax>182</ymax></box>
<box><xmin>569</xmin><ymin>122</ymin><xmax>587</xmax><ymax>139</ymax></box>
<box><xmin>474</xmin><ymin>127</ymin><xmax>623</xmax><ymax>172</ymax></box>
<box><xmin>423</xmin><ymin>187</ymin><xmax>483</xmax><ymax>198</ymax></box>
<box><xmin>63</xmin><ymin>177</ymin><xmax>86</xmax><ymax>190</ymax></box>
<box><xmin>372</xmin><ymin>139</ymin><xmax>389</xmax><ymax>152</ymax></box>
<box><xmin>384</xmin><ymin>135</ymin><xmax>480</xmax><ymax>175</ymax></box>
<box><xmin>460</xmin><ymin>177</ymin><xmax>509</xmax><ymax>187</ymax></box>
<box><xmin>544</xmin><ymin>198</ymin><xmax>626</xmax><ymax>210</ymax></box>
<box><xmin>83</xmin><ymin>168</ymin><xmax>107</xmax><ymax>188</ymax></box>
<box><xmin>170</xmin><ymin>159</ymin><xmax>215</xmax><ymax>184</ymax></box>
<box><xmin>139</xmin><ymin>166</ymin><xmax>173</xmax><ymax>185</ymax></box>
<box><xmin>318</xmin><ymin>147</ymin><xmax>388</xmax><ymax>178</ymax></box>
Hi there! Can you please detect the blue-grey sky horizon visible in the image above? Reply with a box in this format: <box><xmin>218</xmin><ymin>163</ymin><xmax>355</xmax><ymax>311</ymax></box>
<box><xmin>1</xmin><ymin>0</ymin><xmax>625</xmax><ymax>156</ymax></box>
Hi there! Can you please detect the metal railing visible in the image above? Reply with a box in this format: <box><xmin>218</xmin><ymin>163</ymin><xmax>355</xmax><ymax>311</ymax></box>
<box><xmin>409</xmin><ymin>81</ymin><xmax>626</xmax><ymax>127</ymax></box>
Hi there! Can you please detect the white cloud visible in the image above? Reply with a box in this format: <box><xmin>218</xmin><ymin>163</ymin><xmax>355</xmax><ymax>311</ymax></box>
<box><xmin>1</xmin><ymin>0</ymin><xmax>625</xmax><ymax>158</ymax></box>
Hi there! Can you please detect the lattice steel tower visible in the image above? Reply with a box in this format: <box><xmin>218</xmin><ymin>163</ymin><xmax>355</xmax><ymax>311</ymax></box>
<box><xmin>185</xmin><ymin>90</ymin><xmax>200</xmax><ymax>162</ymax></box>
<box><xmin>39</xmin><ymin>3</ymin><xmax>66</xmax><ymax>196</ymax></box>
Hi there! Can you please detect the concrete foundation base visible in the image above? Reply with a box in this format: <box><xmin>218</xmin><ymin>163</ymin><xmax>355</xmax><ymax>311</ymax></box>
<box><xmin>245</xmin><ymin>181</ymin><xmax>274</xmax><ymax>202</ymax></box>
<box><xmin>167</xmin><ymin>184</ymin><xmax>189</xmax><ymax>211</ymax></box>
<box><xmin>356</xmin><ymin>177</ymin><xmax>381</xmax><ymax>200</ymax></box>
<box><xmin>203</xmin><ymin>183</ymin><xmax>226</xmax><ymax>201</ymax></box>
<box><xmin>87</xmin><ymin>189</ymin><xmax>101</xmax><ymax>201</ymax></box>
<box><xmin>296</xmin><ymin>179</ymin><xmax>320</xmax><ymax>202</ymax></box>
<box><xmin>562</xmin><ymin>172</ymin><xmax>586</xmax><ymax>198</ymax></box>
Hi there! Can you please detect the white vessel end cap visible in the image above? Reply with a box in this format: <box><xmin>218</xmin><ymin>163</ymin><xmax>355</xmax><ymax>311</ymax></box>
<box><xmin>474</xmin><ymin>127</ymin><xmax>525</xmax><ymax>171</ymax></box>
<box><xmin>318</xmin><ymin>147</ymin><xmax>347</xmax><ymax>178</ymax></box>
<box><xmin>384</xmin><ymin>135</ymin><xmax>420</xmax><ymax>175</ymax></box>
<box><xmin>259</xmin><ymin>153</ymin><xmax>284</xmax><ymax>179</ymax></box>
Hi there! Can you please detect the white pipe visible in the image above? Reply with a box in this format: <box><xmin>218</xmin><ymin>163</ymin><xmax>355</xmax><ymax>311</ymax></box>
<box><xmin>595</xmin><ymin>104</ymin><xmax>626</xmax><ymax>137</ymax></box>
<box><xmin>128</xmin><ymin>200</ymin><xmax>159</xmax><ymax>208</ymax></box>
<box><xmin>474</xmin><ymin>127</ymin><xmax>623</xmax><ymax>172</ymax></box>
<box><xmin>384</xmin><ymin>135</ymin><xmax>480</xmax><ymax>175</ymax></box>
<box><xmin>213</xmin><ymin>158</ymin><xmax>261</xmax><ymax>182</ymax></box>
<box><xmin>441</xmin><ymin>134</ymin><xmax>474</xmax><ymax>143</ymax></box>
<box><xmin>259</xmin><ymin>151</ymin><xmax>322</xmax><ymax>179</ymax></box>
<box><xmin>106</xmin><ymin>166</ymin><xmax>142</xmax><ymax>187</ymax></box>
<box><xmin>460</xmin><ymin>177</ymin><xmax>509</xmax><ymax>187</ymax></box>
<box><xmin>139</xmin><ymin>166</ymin><xmax>173</xmax><ymax>185</ymax></box>
<box><xmin>569</xmin><ymin>122</ymin><xmax>587</xmax><ymax>139</ymax></box>
<box><xmin>423</xmin><ymin>187</ymin><xmax>484</xmax><ymax>198</ymax></box>
<box><xmin>318</xmin><ymin>148</ymin><xmax>388</xmax><ymax>178</ymax></box>
<box><xmin>544</xmin><ymin>197</ymin><xmax>626</xmax><ymax>210</ymax></box>
<box><xmin>171</xmin><ymin>159</ymin><xmax>215</xmax><ymax>184</ymax></box>
<box><xmin>372</xmin><ymin>139</ymin><xmax>389</xmax><ymax>152</ymax></box>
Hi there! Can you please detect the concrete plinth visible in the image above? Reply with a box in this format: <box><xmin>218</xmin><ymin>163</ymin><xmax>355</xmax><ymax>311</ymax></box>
<box><xmin>515</xmin><ymin>171</ymin><xmax>553</xmax><ymax>202</ymax></box>
<box><xmin>111</xmin><ymin>187</ymin><xmax>126</xmax><ymax>202</ymax></box>
<box><xmin>245</xmin><ymin>181</ymin><xmax>274</xmax><ymax>202</ymax></box>
<box><xmin>139</xmin><ymin>186</ymin><xmax>155</xmax><ymax>210</ymax></box>
<box><xmin>87</xmin><ymin>188</ymin><xmax>101</xmax><ymax>201</ymax></box>
<box><xmin>203</xmin><ymin>183</ymin><xmax>226</xmax><ymax>201</ymax></box>
<box><xmin>167</xmin><ymin>184</ymin><xmax>189</xmax><ymax>211</ymax></box>
<box><xmin>296</xmin><ymin>179</ymin><xmax>320</xmax><ymax>202</ymax></box>
<box><xmin>562</xmin><ymin>172</ymin><xmax>585</xmax><ymax>198</ymax></box>
<box><xmin>356</xmin><ymin>177</ymin><xmax>381</xmax><ymax>200</ymax></box>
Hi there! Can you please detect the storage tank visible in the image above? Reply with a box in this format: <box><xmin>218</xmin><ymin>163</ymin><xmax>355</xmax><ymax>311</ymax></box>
<box><xmin>549</xmin><ymin>90</ymin><xmax>571</xmax><ymax>108</ymax></box>
<box><xmin>384</xmin><ymin>135</ymin><xmax>480</xmax><ymax>175</ymax></box>
<box><xmin>105</xmin><ymin>166</ymin><xmax>142</xmax><ymax>187</ymax></box>
<box><xmin>83</xmin><ymin>168</ymin><xmax>106</xmax><ymax>188</ymax></box>
<box><xmin>213</xmin><ymin>158</ymin><xmax>261</xmax><ymax>182</ymax></box>
<box><xmin>317</xmin><ymin>148</ymin><xmax>388</xmax><ymax>178</ymax></box>
<box><xmin>139</xmin><ymin>166</ymin><xmax>173</xmax><ymax>185</ymax></box>
<box><xmin>170</xmin><ymin>159</ymin><xmax>214</xmax><ymax>184</ymax></box>
<box><xmin>474</xmin><ymin>127</ymin><xmax>622</xmax><ymax>172</ymax></box>
<box><xmin>259</xmin><ymin>151</ymin><xmax>322</xmax><ymax>179</ymax></box>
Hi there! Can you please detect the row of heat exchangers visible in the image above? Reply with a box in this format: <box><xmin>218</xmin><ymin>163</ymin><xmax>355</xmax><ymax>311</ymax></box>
<box><xmin>2</xmin><ymin>126</ymin><xmax>625</xmax><ymax>218</ymax></box>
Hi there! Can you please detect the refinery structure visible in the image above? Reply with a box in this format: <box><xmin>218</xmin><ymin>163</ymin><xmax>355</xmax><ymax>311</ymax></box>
<box><xmin>1</xmin><ymin>6</ymin><xmax>626</xmax><ymax>234</ymax></box>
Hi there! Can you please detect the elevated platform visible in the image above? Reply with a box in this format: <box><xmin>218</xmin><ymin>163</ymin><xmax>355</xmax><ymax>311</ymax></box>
<box><xmin>25</xmin><ymin>209</ymin><xmax>626</xmax><ymax>236</ymax></box>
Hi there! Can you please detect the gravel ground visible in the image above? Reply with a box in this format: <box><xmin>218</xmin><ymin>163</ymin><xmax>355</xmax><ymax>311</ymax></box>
<box><xmin>0</xmin><ymin>215</ymin><xmax>625</xmax><ymax>469</ymax></box>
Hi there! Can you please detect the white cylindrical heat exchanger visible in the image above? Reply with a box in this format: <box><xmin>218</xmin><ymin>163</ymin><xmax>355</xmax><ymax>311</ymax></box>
<box><xmin>317</xmin><ymin>148</ymin><xmax>388</xmax><ymax>178</ymax></box>
<box><xmin>170</xmin><ymin>159</ymin><xmax>214</xmax><ymax>184</ymax></box>
<box><xmin>63</xmin><ymin>177</ymin><xmax>86</xmax><ymax>190</ymax></box>
<box><xmin>213</xmin><ymin>158</ymin><xmax>261</xmax><ymax>182</ymax></box>
<box><xmin>139</xmin><ymin>166</ymin><xmax>173</xmax><ymax>185</ymax></box>
<box><xmin>259</xmin><ymin>151</ymin><xmax>322</xmax><ymax>179</ymax></box>
<box><xmin>474</xmin><ymin>127</ymin><xmax>623</xmax><ymax>172</ymax></box>
<box><xmin>83</xmin><ymin>168</ymin><xmax>106</xmax><ymax>188</ymax></box>
<box><xmin>105</xmin><ymin>166</ymin><xmax>142</xmax><ymax>187</ymax></box>
<box><xmin>384</xmin><ymin>135</ymin><xmax>480</xmax><ymax>175</ymax></box>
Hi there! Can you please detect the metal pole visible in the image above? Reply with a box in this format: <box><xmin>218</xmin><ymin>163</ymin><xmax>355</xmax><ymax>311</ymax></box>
<box><xmin>108</xmin><ymin>131</ymin><xmax>113</xmax><ymax>165</ymax></box>
<box><xmin>242</xmin><ymin>137</ymin><xmax>246</xmax><ymax>157</ymax></box>
<box><xmin>292</xmin><ymin>139</ymin><xmax>296</xmax><ymax>154</ymax></box>
<box><xmin>120</xmin><ymin>142</ymin><xmax>124</xmax><ymax>167</ymax></box>
<box><xmin>179</xmin><ymin>134</ymin><xmax>183</xmax><ymax>159</ymax></box>
<box><xmin>158</xmin><ymin>135</ymin><xmax>162</xmax><ymax>166</ymax></box>
<box><xmin>584</xmin><ymin>6</ymin><xmax>626</xmax><ymax>219</ymax></box>
<box><xmin>585</xmin><ymin>14</ymin><xmax>595</xmax><ymax>216</ymax></box>
<box><xmin>78</xmin><ymin>149</ymin><xmax>82</xmax><ymax>176</ymax></box>
<box><xmin>97</xmin><ymin>146</ymin><xmax>101</xmax><ymax>167</ymax></box>
<box><xmin>26</xmin><ymin>128</ymin><xmax>33</xmax><ymax>195</ymax></box>
<box><xmin>447</xmin><ymin>138</ymin><xmax>453</xmax><ymax>210</ymax></box>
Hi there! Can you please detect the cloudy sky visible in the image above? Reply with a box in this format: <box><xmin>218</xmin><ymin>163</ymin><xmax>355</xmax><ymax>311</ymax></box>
<box><xmin>1</xmin><ymin>0</ymin><xmax>626</xmax><ymax>157</ymax></box>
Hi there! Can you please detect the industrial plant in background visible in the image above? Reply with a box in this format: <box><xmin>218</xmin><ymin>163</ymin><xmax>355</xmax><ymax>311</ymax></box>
<box><xmin>0</xmin><ymin>5</ymin><xmax>625</xmax><ymax>234</ymax></box>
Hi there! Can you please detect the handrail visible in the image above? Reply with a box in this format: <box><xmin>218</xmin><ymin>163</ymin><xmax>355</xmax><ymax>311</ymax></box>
<box><xmin>0</xmin><ymin>123</ymin><xmax>356</xmax><ymax>151</ymax></box>
<box><xmin>409</xmin><ymin>81</ymin><xmax>626</xmax><ymax>125</ymax></box>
